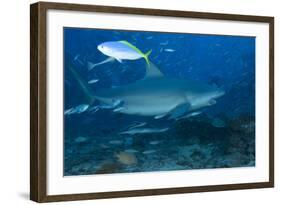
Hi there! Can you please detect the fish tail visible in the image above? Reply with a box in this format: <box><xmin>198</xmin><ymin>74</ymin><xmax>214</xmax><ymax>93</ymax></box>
<box><xmin>144</xmin><ymin>49</ymin><xmax>152</xmax><ymax>65</ymax></box>
<box><xmin>65</xmin><ymin>56</ymin><xmax>95</xmax><ymax>104</ymax></box>
<box><xmin>119</xmin><ymin>40</ymin><xmax>152</xmax><ymax>65</ymax></box>
<box><xmin>87</xmin><ymin>62</ymin><xmax>96</xmax><ymax>70</ymax></box>
<box><xmin>88</xmin><ymin>57</ymin><xmax>115</xmax><ymax>70</ymax></box>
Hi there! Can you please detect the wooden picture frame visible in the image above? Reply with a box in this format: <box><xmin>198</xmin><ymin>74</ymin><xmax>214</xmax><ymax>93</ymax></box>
<box><xmin>30</xmin><ymin>1</ymin><xmax>274</xmax><ymax>202</ymax></box>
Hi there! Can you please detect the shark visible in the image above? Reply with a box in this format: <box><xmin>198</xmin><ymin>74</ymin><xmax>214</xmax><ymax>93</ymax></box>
<box><xmin>66</xmin><ymin>58</ymin><xmax>225</xmax><ymax>120</ymax></box>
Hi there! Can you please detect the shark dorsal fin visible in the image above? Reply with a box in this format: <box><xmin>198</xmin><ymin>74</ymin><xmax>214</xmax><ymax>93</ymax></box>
<box><xmin>145</xmin><ymin>62</ymin><xmax>164</xmax><ymax>78</ymax></box>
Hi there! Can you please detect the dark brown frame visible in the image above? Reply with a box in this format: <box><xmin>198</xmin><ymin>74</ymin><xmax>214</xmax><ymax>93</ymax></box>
<box><xmin>30</xmin><ymin>1</ymin><xmax>274</xmax><ymax>203</ymax></box>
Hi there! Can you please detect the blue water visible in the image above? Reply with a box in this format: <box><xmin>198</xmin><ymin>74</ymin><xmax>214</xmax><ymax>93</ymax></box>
<box><xmin>63</xmin><ymin>27</ymin><xmax>255</xmax><ymax>176</ymax></box>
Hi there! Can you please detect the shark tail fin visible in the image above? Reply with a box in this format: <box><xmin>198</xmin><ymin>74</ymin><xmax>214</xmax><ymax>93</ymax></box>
<box><xmin>143</xmin><ymin>49</ymin><xmax>152</xmax><ymax>66</ymax></box>
<box><xmin>66</xmin><ymin>57</ymin><xmax>95</xmax><ymax>104</ymax></box>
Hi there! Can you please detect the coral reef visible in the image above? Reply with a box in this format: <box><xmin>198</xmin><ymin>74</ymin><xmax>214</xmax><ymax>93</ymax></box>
<box><xmin>64</xmin><ymin>114</ymin><xmax>255</xmax><ymax>176</ymax></box>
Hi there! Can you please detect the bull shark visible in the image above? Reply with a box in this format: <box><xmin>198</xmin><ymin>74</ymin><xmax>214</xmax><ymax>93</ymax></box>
<box><xmin>67</xmin><ymin>58</ymin><xmax>225</xmax><ymax>120</ymax></box>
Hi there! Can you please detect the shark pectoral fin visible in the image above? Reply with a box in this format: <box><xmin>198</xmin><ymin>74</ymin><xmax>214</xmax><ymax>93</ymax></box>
<box><xmin>208</xmin><ymin>99</ymin><xmax>217</xmax><ymax>105</ymax></box>
<box><xmin>145</xmin><ymin>62</ymin><xmax>164</xmax><ymax>78</ymax></box>
<box><xmin>168</xmin><ymin>103</ymin><xmax>191</xmax><ymax>120</ymax></box>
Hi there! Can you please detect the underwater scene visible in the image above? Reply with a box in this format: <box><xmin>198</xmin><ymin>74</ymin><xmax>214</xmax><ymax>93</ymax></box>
<box><xmin>63</xmin><ymin>27</ymin><xmax>255</xmax><ymax>176</ymax></box>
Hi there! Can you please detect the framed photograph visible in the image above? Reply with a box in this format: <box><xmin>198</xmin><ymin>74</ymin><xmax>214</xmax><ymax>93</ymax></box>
<box><xmin>30</xmin><ymin>2</ymin><xmax>274</xmax><ymax>202</ymax></box>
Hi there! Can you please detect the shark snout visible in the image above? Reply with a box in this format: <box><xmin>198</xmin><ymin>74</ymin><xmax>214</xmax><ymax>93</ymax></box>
<box><xmin>216</xmin><ymin>89</ymin><xmax>225</xmax><ymax>98</ymax></box>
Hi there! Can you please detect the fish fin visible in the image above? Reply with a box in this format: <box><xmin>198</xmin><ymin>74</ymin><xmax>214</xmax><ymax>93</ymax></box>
<box><xmin>119</xmin><ymin>40</ymin><xmax>151</xmax><ymax>65</ymax></box>
<box><xmin>87</xmin><ymin>61</ymin><xmax>96</xmax><ymax>70</ymax></box>
<box><xmin>145</xmin><ymin>62</ymin><xmax>164</xmax><ymax>78</ymax></box>
<box><xmin>65</xmin><ymin>54</ymin><xmax>95</xmax><ymax>104</ymax></box>
<box><xmin>143</xmin><ymin>49</ymin><xmax>152</xmax><ymax>65</ymax></box>
<box><xmin>88</xmin><ymin>57</ymin><xmax>115</xmax><ymax>70</ymax></box>
<box><xmin>168</xmin><ymin>103</ymin><xmax>191</xmax><ymax>119</ymax></box>
<box><xmin>115</xmin><ymin>58</ymin><xmax>123</xmax><ymax>63</ymax></box>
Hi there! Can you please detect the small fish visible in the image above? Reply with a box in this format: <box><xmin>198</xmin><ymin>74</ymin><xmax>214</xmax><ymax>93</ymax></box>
<box><xmin>128</xmin><ymin>122</ymin><xmax>147</xmax><ymax>130</ymax></box>
<box><xmin>176</xmin><ymin>111</ymin><xmax>202</xmax><ymax>120</ymax></box>
<box><xmin>64</xmin><ymin>104</ymin><xmax>89</xmax><ymax>115</ymax></box>
<box><xmin>74</xmin><ymin>54</ymin><xmax>84</xmax><ymax>65</ymax></box>
<box><xmin>113</xmin><ymin>107</ymin><xmax>125</xmax><ymax>112</ymax></box>
<box><xmin>119</xmin><ymin>127</ymin><xmax>169</xmax><ymax>135</ymax></box>
<box><xmin>154</xmin><ymin>114</ymin><xmax>166</xmax><ymax>119</ymax></box>
<box><xmin>64</xmin><ymin>108</ymin><xmax>73</xmax><ymax>115</ymax></box>
<box><xmin>160</xmin><ymin>41</ymin><xmax>169</xmax><ymax>45</ymax></box>
<box><xmin>146</xmin><ymin>36</ymin><xmax>153</xmax><ymax>39</ymax></box>
<box><xmin>88</xmin><ymin>79</ymin><xmax>99</xmax><ymax>84</ymax></box>
<box><xmin>109</xmin><ymin>140</ymin><xmax>123</xmax><ymax>145</ymax></box>
<box><xmin>88</xmin><ymin>106</ymin><xmax>99</xmax><ymax>113</ymax></box>
<box><xmin>149</xmin><ymin>141</ymin><xmax>161</xmax><ymax>145</ymax></box>
<box><xmin>75</xmin><ymin>104</ymin><xmax>89</xmax><ymax>113</ymax></box>
<box><xmin>74</xmin><ymin>54</ymin><xmax>80</xmax><ymax>61</ymax></box>
<box><xmin>164</xmin><ymin>48</ymin><xmax>175</xmax><ymax>52</ymax></box>
<box><xmin>87</xmin><ymin>57</ymin><xmax>115</xmax><ymax>70</ymax></box>
<box><xmin>142</xmin><ymin>150</ymin><xmax>156</xmax><ymax>155</ymax></box>
<box><xmin>75</xmin><ymin>136</ymin><xmax>87</xmax><ymax>143</ymax></box>
<box><xmin>124</xmin><ymin>149</ymin><xmax>139</xmax><ymax>153</ymax></box>
<box><xmin>97</xmin><ymin>41</ymin><xmax>152</xmax><ymax>65</ymax></box>
<box><xmin>116</xmin><ymin>152</ymin><xmax>137</xmax><ymax>165</ymax></box>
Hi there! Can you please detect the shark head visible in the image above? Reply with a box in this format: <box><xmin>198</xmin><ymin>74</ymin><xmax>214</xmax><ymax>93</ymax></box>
<box><xmin>205</xmin><ymin>87</ymin><xmax>225</xmax><ymax>99</ymax></box>
<box><xmin>184</xmin><ymin>84</ymin><xmax>225</xmax><ymax>110</ymax></box>
<box><xmin>213</xmin><ymin>88</ymin><xmax>225</xmax><ymax>98</ymax></box>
